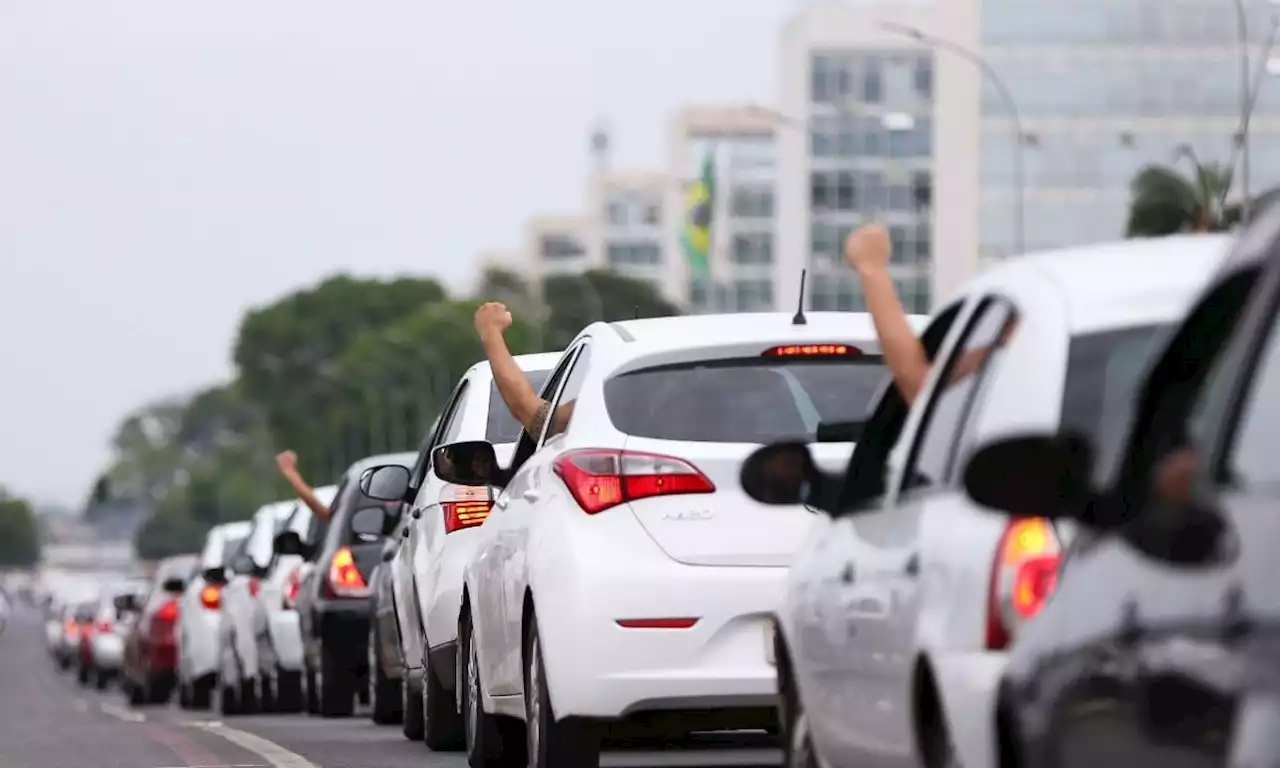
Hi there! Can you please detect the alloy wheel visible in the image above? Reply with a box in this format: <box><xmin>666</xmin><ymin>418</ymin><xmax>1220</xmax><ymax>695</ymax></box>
<box><xmin>465</xmin><ymin>632</ymin><xmax>480</xmax><ymax>748</ymax></box>
<box><xmin>526</xmin><ymin>634</ymin><xmax>542</xmax><ymax>763</ymax></box>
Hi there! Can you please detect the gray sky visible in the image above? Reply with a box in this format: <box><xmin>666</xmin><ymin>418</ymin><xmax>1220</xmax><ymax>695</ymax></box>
<box><xmin>0</xmin><ymin>1</ymin><xmax>789</xmax><ymax>505</ymax></box>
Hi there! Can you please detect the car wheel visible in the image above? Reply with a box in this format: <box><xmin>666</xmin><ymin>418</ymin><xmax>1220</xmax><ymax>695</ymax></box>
<box><xmin>190</xmin><ymin>674</ymin><xmax>215</xmax><ymax>710</ymax></box>
<box><xmin>126</xmin><ymin>678</ymin><xmax>146</xmax><ymax>707</ymax></box>
<box><xmin>318</xmin><ymin>647</ymin><xmax>354</xmax><ymax>718</ymax></box>
<box><xmin>274</xmin><ymin>667</ymin><xmax>304</xmax><ymax>713</ymax></box>
<box><xmin>523</xmin><ymin>618</ymin><xmax>599</xmax><ymax>768</ymax></box>
<box><xmin>401</xmin><ymin>665</ymin><xmax>424</xmax><ymax>740</ymax></box>
<box><xmin>178</xmin><ymin>681</ymin><xmax>192</xmax><ymax>709</ymax></box>
<box><xmin>461</xmin><ymin>612</ymin><xmax>524</xmax><ymax>768</ymax></box>
<box><xmin>238</xmin><ymin>676</ymin><xmax>260</xmax><ymax>714</ymax></box>
<box><xmin>303</xmin><ymin>660</ymin><xmax>320</xmax><ymax>715</ymax></box>
<box><xmin>369</xmin><ymin>622</ymin><xmax>401</xmax><ymax>725</ymax></box>
<box><xmin>423</xmin><ymin>649</ymin><xmax>464</xmax><ymax>751</ymax></box>
<box><xmin>94</xmin><ymin>667</ymin><xmax>112</xmax><ymax>691</ymax></box>
<box><xmin>76</xmin><ymin>662</ymin><xmax>91</xmax><ymax>686</ymax></box>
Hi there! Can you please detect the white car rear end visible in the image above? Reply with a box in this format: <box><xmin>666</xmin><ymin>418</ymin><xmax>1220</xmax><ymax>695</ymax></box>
<box><xmin>176</xmin><ymin>521</ymin><xmax>251</xmax><ymax>704</ymax></box>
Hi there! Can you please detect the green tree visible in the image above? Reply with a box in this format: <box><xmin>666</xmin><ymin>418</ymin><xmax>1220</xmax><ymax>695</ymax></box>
<box><xmin>1125</xmin><ymin>146</ymin><xmax>1280</xmax><ymax>237</ymax></box>
<box><xmin>233</xmin><ymin>274</ymin><xmax>446</xmax><ymax>476</ymax></box>
<box><xmin>0</xmin><ymin>487</ymin><xmax>41</xmax><ymax>568</ymax></box>
<box><xmin>540</xmin><ymin>269</ymin><xmax>679</xmax><ymax>349</ymax></box>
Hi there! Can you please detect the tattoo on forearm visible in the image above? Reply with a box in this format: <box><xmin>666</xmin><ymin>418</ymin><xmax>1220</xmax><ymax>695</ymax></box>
<box><xmin>528</xmin><ymin>400</ymin><xmax>551</xmax><ymax>436</ymax></box>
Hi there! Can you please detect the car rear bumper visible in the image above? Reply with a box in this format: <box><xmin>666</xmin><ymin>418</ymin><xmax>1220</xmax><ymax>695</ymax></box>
<box><xmin>179</xmin><ymin>610</ymin><xmax>220</xmax><ymax>682</ymax></box>
<box><xmin>313</xmin><ymin>599</ymin><xmax>370</xmax><ymax>659</ymax></box>
<box><xmin>533</xmin><ymin>560</ymin><xmax>786</xmax><ymax>722</ymax></box>
<box><xmin>91</xmin><ymin>634</ymin><xmax>125</xmax><ymax>669</ymax></box>
<box><xmin>266</xmin><ymin>609</ymin><xmax>304</xmax><ymax>672</ymax></box>
<box><xmin>931</xmin><ymin>650</ymin><xmax>1006</xmax><ymax>768</ymax></box>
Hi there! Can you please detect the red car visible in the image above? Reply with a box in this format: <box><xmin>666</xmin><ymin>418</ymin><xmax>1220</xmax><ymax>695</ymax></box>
<box><xmin>120</xmin><ymin>554</ymin><xmax>199</xmax><ymax>706</ymax></box>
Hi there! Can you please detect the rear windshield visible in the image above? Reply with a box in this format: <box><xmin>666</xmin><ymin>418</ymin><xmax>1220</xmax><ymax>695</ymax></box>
<box><xmin>604</xmin><ymin>355</ymin><xmax>888</xmax><ymax>443</ymax></box>
<box><xmin>221</xmin><ymin>534</ymin><xmax>248</xmax><ymax>567</ymax></box>
<box><xmin>1060</xmin><ymin>324</ymin><xmax>1164</xmax><ymax>444</ymax></box>
<box><xmin>487</xmin><ymin>368</ymin><xmax>551</xmax><ymax>442</ymax></box>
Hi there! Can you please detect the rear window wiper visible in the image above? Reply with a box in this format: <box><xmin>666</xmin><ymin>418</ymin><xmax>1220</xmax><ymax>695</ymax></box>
<box><xmin>815</xmin><ymin>420</ymin><xmax>864</xmax><ymax>442</ymax></box>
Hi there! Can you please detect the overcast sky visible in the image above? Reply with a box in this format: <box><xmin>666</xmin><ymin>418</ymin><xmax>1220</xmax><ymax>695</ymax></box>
<box><xmin>0</xmin><ymin>1</ymin><xmax>791</xmax><ymax>505</ymax></box>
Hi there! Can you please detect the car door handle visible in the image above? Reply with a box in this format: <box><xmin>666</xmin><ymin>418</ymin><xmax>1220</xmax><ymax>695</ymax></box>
<box><xmin>522</xmin><ymin>489</ymin><xmax>540</xmax><ymax>502</ymax></box>
<box><xmin>401</xmin><ymin>527</ymin><xmax>410</xmax><ymax>538</ymax></box>
<box><xmin>411</xmin><ymin>507</ymin><xmax>422</xmax><ymax>519</ymax></box>
<box><xmin>903</xmin><ymin>553</ymin><xmax>919</xmax><ymax>578</ymax></box>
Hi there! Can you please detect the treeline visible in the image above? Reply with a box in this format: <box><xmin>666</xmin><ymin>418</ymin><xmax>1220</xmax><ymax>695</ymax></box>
<box><xmin>0</xmin><ymin>487</ymin><xmax>41</xmax><ymax>568</ymax></box>
<box><xmin>86</xmin><ymin>268</ymin><xmax>679</xmax><ymax>560</ymax></box>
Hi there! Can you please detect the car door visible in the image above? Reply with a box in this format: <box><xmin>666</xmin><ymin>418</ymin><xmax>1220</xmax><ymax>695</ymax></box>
<box><xmin>800</xmin><ymin>299</ymin><xmax>972</xmax><ymax>764</ymax></box>
<box><xmin>473</xmin><ymin>349</ymin><xmax>577</xmax><ymax>696</ymax></box>
<box><xmin>495</xmin><ymin>341</ymin><xmax>592</xmax><ymax>696</ymax></box>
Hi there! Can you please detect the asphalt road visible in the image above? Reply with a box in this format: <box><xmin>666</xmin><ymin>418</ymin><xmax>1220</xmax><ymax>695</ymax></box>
<box><xmin>0</xmin><ymin>605</ymin><xmax>782</xmax><ymax>768</ymax></box>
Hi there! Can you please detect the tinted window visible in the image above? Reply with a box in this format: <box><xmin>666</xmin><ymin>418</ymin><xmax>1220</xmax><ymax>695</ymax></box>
<box><xmin>1060</xmin><ymin>325</ymin><xmax>1164</xmax><ymax>445</ymax></box>
<box><xmin>604</xmin><ymin>356</ymin><xmax>887</xmax><ymax>443</ymax></box>
<box><xmin>221</xmin><ymin>534</ymin><xmax>249</xmax><ymax>568</ymax></box>
<box><xmin>1227</xmin><ymin>312</ymin><xmax>1280</xmax><ymax>489</ymax></box>
<box><xmin>486</xmin><ymin>369</ymin><xmax>551</xmax><ymax>443</ymax></box>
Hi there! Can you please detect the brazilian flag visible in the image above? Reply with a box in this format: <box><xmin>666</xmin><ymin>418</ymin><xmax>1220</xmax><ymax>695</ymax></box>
<box><xmin>680</xmin><ymin>152</ymin><xmax>716</xmax><ymax>278</ymax></box>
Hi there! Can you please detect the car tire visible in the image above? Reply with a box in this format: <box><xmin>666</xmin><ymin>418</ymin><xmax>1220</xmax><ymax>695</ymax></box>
<box><xmin>146</xmin><ymin>676</ymin><xmax>172</xmax><ymax>705</ymax></box>
<box><xmin>126</xmin><ymin>678</ymin><xmax>146</xmax><ymax>707</ymax></box>
<box><xmin>401</xmin><ymin>667</ymin><xmax>424</xmax><ymax>740</ymax></box>
<box><xmin>369</xmin><ymin>622</ymin><xmax>402</xmax><ymax>725</ymax></box>
<box><xmin>238</xmin><ymin>677</ymin><xmax>260</xmax><ymax>714</ymax></box>
<box><xmin>77</xmin><ymin>662</ymin><xmax>91</xmax><ymax>686</ymax></box>
<box><xmin>318</xmin><ymin>647</ymin><xmax>354</xmax><ymax>718</ymax></box>
<box><xmin>523</xmin><ymin>618</ymin><xmax>599</xmax><ymax>768</ymax></box>
<box><xmin>274</xmin><ymin>667</ymin><xmax>304</xmax><ymax>713</ymax></box>
<box><xmin>423</xmin><ymin>649</ymin><xmax>465</xmax><ymax>750</ymax></box>
<box><xmin>178</xmin><ymin>681</ymin><xmax>192</xmax><ymax>709</ymax></box>
<box><xmin>190</xmin><ymin>674</ymin><xmax>214</xmax><ymax>710</ymax></box>
<box><xmin>460</xmin><ymin>612</ymin><xmax>524</xmax><ymax>768</ymax></box>
<box><xmin>94</xmin><ymin>668</ymin><xmax>112</xmax><ymax>690</ymax></box>
<box><xmin>303</xmin><ymin>661</ymin><xmax>320</xmax><ymax>715</ymax></box>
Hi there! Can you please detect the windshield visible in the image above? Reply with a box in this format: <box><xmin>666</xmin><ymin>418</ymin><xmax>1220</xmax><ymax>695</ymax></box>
<box><xmin>603</xmin><ymin>356</ymin><xmax>888</xmax><ymax>443</ymax></box>
<box><xmin>1060</xmin><ymin>324</ymin><xmax>1164</xmax><ymax>444</ymax></box>
<box><xmin>221</xmin><ymin>534</ymin><xmax>249</xmax><ymax>568</ymax></box>
<box><xmin>487</xmin><ymin>369</ymin><xmax>551</xmax><ymax>443</ymax></box>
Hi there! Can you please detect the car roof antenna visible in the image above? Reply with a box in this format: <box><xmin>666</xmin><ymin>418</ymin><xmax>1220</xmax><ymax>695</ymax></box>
<box><xmin>633</xmin><ymin>305</ymin><xmax>640</xmax><ymax>319</ymax></box>
<box><xmin>792</xmin><ymin>269</ymin><xmax>808</xmax><ymax>325</ymax></box>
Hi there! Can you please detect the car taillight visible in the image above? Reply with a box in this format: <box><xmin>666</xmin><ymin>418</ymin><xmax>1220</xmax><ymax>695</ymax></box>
<box><xmin>327</xmin><ymin>546</ymin><xmax>368</xmax><ymax>598</ymax></box>
<box><xmin>986</xmin><ymin>517</ymin><xmax>1061</xmax><ymax>651</ymax></box>
<box><xmin>64</xmin><ymin>619</ymin><xmax>77</xmax><ymax>635</ymax></box>
<box><xmin>444</xmin><ymin>501</ymin><xmax>493</xmax><ymax>532</ymax></box>
<box><xmin>552</xmin><ymin>448</ymin><xmax>715</xmax><ymax>515</ymax></box>
<box><xmin>95</xmin><ymin>619</ymin><xmax>112</xmax><ymax>633</ymax></box>
<box><xmin>282</xmin><ymin>567</ymin><xmax>301</xmax><ymax>610</ymax></box>
<box><xmin>200</xmin><ymin>585</ymin><xmax>221</xmax><ymax>610</ymax></box>
<box><xmin>248</xmin><ymin>577</ymin><xmax>260</xmax><ymax>598</ymax></box>
<box><xmin>154</xmin><ymin>600</ymin><xmax>179</xmax><ymax>623</ymax></box>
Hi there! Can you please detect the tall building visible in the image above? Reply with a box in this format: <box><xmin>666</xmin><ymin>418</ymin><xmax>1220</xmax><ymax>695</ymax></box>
<box><xmin>588</xmin><ymin>169</ymin><xmax>669</xmax><ymax>293</ymax></box>
<box><xmin>667</xmin><ymin>106</ymin><xmax>782</xmax><ymax>313</ymax></box>
<box><xmin>980</xmin><ymin>0</ymin><xmax>1280</xmax><ymax>261</ymax></box>
<box><xmin>776</xmin><ymin>0</ymin><xmax>981</xmax><ymax>315</ymax></box>
<box><xmin>523</xmin><ymin>214</ymin><xmax>590</xmax><ymax>300</ymax></box>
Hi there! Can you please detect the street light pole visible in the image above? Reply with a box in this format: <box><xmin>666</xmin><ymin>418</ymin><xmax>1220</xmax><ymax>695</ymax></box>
<box><xmin>879</xmin><ymin>21</ymin><xmax>1026</xmax><ymax>258</ymax></box>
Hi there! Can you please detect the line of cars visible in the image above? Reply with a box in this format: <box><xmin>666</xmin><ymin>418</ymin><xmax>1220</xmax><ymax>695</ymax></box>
<box><xmin>42</xmin><ymin>216</ymin><xmax>1278</xmax><ymax>767</ymax></box>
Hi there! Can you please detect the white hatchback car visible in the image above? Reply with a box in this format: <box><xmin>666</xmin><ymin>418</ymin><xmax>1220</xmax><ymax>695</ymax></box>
<box><xmin>256</xmin><ymin>486</ymin><xmax>336</xmax><ymax>713</ymax></box>
<box><xmin>217</xmin><ymin>499</ymin><xmax>301</xmax><ymax>713</ymax></box>
<box><xmin>367</xmin><ymin>352</ymin><xmax>557</xmax><ymax>747</ymax></box>
<box><xmin>428</xmin><ymin>311</ymin><xmax>921</xmax><ymax>768</ymax></box>
<box><xmin>175</xmin><ymin>520</ymin><xmax>251</xmax><ymax>709</ymax></box>
<box><xmin>740</xmin><ymin>235</ymin><xmax>1230</xmax><ymax>768</ymax></box>
<box><xmin>81</xmin><ymin>578</ymin><xmax>150</xmax><ymax>688</ymax></box>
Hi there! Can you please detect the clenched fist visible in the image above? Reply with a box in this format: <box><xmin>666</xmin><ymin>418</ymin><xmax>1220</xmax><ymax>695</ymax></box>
<box><xmin>474</xmin><ymin>302</ymin><xmax>513</xmax><ymax>340</ymax></box>
<box><xmin>275</xmin><ymin>450</ymin><xmax>298</xmax><ymax>475</ymax></box>
<box><xmin>844</xmin><ymin>223</ymin><xmax>892</xmax><ymax>276</ymax></box>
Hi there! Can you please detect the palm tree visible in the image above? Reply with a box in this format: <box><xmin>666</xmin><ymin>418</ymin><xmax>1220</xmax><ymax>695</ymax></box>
<box><xmin>1126</xmin><ymin>145</ymin><xmax>1280</xmax><ymax>237</ymax></box>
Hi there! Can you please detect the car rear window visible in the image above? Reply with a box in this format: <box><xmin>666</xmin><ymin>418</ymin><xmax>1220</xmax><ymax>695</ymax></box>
<box><xmin>1059</xmin><ymin>324</ymin><xmax>1164</xmax><ymax>445</ymax></box>
<box><xmin>221</xmin><ymin>534</ymin><xmax>248</xmax><ymax>567</ymax></box>
<box><xmin>603</xmin><ymin>355</ymin><xmax>888</xmax><ymax>443</ymax></box>
<box><xmin>486</xmin><ymin>368</ymin><xmax>551</xmax><ymax>442</ymax></box>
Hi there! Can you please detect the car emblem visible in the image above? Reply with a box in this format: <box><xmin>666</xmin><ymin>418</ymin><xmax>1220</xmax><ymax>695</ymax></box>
<box><xmin>662</xmin><ymin>509</ymin><xmax>713</xmax><ymax>521</ymax></box>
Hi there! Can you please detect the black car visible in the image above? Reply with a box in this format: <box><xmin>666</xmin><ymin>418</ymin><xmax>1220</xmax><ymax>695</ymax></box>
<box><xmin>963</xmin><ymin>208</ymin><xmax>1280</xmax><ymax>766</ymax></box>
<box><xmin>275</xmin><ymin>452</ymin><xmax>414</xmax><ymax>718</ymax></box>
<box><xmin>367</xmin><ymin>535</ymin><xmax>404</xmax><ymax>725</ymax></box>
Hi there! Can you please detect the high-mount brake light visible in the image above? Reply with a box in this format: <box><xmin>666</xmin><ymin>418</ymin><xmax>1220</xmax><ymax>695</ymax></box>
<box><xmin>553</xmin><ymin>448</ymin><xmax>715</xmax><ymax>515</ymax></box>
<box><xmin>762</xmin><ymin>344</ymin><xmax>861</xmax><ymax>358</ymax></box>
<box><xmin>616</xmin><ymin>618</ymin><xmax>699</xmax><ymax>629</ymax></box>
<box><xmin>199</xmin><ymin>584</ymin><xmax>221</xmax><ymax>610</ymax></box>
<box><xmin>327</xmin><ymin>546</ymin><xmax>369</xmax><ymax>598</ymax></box>
<box><xmin>985</xmin><ymin>517</ymin><xmax>1061</xmax><ymax>651</ymax></box>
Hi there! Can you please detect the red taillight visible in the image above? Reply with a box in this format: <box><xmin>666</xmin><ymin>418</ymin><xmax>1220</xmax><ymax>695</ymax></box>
<box><xmin>64</xmin><ymin>619</ymin><xmax>77</xmax><ymax>636</ymax></box>
<box><xmin>95</xmin><ymin>619</ymin><xmax>112</xmax><ymax>633</ymax></box>
<box><xmin>248</xmin><ymin>577</ymin><xmax>260</xmax><ymax>598</ymax></box>
<box><xmin>199</xmin><ymin>585</ymin><xmax>221</xmax><ymax>610</ymax></box>
<box><xmin>444</xmin><ymin>501</ymin><xmax>493</xmax><ymax>533</ymax></box>
<box><xmin>327</xmin><ymin>546</ymin><xmax>368</xmax><ymax>598</ymax></box>
<box><xmin>616</xmin><ymin>618</ymin><xmax>699</xmax><ymax>629</ymax></box>
<box><xmin>282</xmin><ymin>567</ymin><xmax>301</xmax><ymax>610</ymax></box>
<box><xmin>985</xmin><ymin>518</ymin><xmax>1061</xmax><ymax>651</ymax></box>
<box><xmin>552</xmin><ymin>449</ymin><xmax>715</xmax><ymax>515</ymax></box>
<box><xmin>154</xmin><ymin>600</ymin><xmax>179</xmax><ymax>622</ymax></box>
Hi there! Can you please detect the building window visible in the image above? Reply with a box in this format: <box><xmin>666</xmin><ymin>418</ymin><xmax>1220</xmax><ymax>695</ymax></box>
<box><xmin>912</xmin><ymin>171</ymin><xmax>932</xmax><ymax>212</ymax></box>
<box><xmin>730</xmin><ymin>187</ymin><xmax>775</xmax><ymax>218</ymax></box>
<box><xmin>863</xmin><ymin>56</ymin><xmax>884</xmax><ymax>103</ymax></box>
<box><xmin>606</xmin><ymin>202</ymin><xmax>627</xmax><ymax>226</ymax></box>
<box><xmin>896</xmin><ymin>275</ymin><xmax>931</xmax><ymax>314</ymax></box>
<box><xmin>811</xmin><ymin>54</ymin><xmax>850</xmax><ymax>103</ymax></box>
<box><xmin>540</xmin><ymin>235</ymin><xmax>584</xmax><ymax>260</ymax></box>
<box><xmin>606</xmin><ymin>242</ymin><xmax>661</xmax><ymax>267</ymax></box>
<box><xmin>643</xmin><ymin>203</ymin><xmax>661</xmax><ymax>225</ymax></box>
<box><xmin>732</xmin><ymin>233</ymin><xmax>773</xmax><ymax>265</ymax></box>
<box><xmin>734</xmin><ymin>279</ymin><xmax>774</xmax><ymax>311</ymax></box>
<box><xmin>914</xmin><ymin>55</ymin><xmax>933</xmax><ymax>98</ymax></box>
<box><xmin>690</xmin><ymin>278</ymin><xmax>710</xmax><ymax>310</ymax></box>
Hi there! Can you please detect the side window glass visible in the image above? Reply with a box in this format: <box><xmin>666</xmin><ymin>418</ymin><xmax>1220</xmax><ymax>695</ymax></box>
<box><xmin>542</xmin><ymin>344</ymin><xmax>592</xmax><ymax>443</ymax></box>
<box><xmin>901</xmin><ymin>299</ymin><xmax>1016</xmax><ymax>491</ymax></box>
<box><xmin>440</xmin><ymin>381</ymin><xmax>471</xmax><ymax>445</ymax></box>
<box><xmin>408</xmin><ymin>415</ymin><xmax>442</xmax><ymax>491</ymax></box>
<box><xmin>510</xmin><ymin>349</ymin><xmax>578</xmax><ymax>472</ymax></box>
<box><xmin>1222</xmin><ymin>310</ymin><xmax>1280</xmax><ymax>488</ymax></box>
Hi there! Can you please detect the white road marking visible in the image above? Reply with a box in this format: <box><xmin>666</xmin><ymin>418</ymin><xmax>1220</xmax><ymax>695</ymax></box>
<box><xmin>99</xmin><ymin>701</ymin><xmax>146</xmax><ymax>722</ymax></box>
<box><xmin>183</xmin><ymin>722</ymin><xmax>318</xmax><ymax>768</ymax></box>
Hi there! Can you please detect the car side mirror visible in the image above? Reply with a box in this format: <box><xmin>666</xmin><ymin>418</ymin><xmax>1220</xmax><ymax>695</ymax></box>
<box><xmin>202</xmin><ymin>566</ymin><xmax>227</xmax><ymax>585</ymax></box>
<box><xmin>112</xmin><ymin>594</ymin><xmax>140</xmax><ymax>614</ymax></box>
<box><xmin>433</xmin><ymin>441</ymin><xmax>499</xmax><ymax>487</ymax></box>
<box><xmin>740</xmin><ymin>442</ymin><xmax>837</xmax><ymax>510</ymax></box>
<box><xmin>273</xmin><ymin>530</ymin><xmax>304</xmax><ymax>556</ymax></box>
<box><xmin>361</xmin><ymin>465</ymin><xmax>411</xmax><ymax>502</ymax></box>
<box><xmin>160</xmin><ymin>577</ymin><xmax>186</xmax><ymax>594</ymax></box>
<box><xmin>962</xmin><ymin>432</ymin><xmax>1095</xmax><ymax>520</ymax></box>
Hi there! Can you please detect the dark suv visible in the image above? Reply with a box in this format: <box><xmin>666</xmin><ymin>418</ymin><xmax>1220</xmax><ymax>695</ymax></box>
<box><xmin>963</xmin><ymin>207</ymin><xmax>1280</xmax><ymax>765</ymax></box>
<box><xmin>275</xmin><ymin>451</ymin><xmax>415</xmax><ymax>718</ymax></box>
